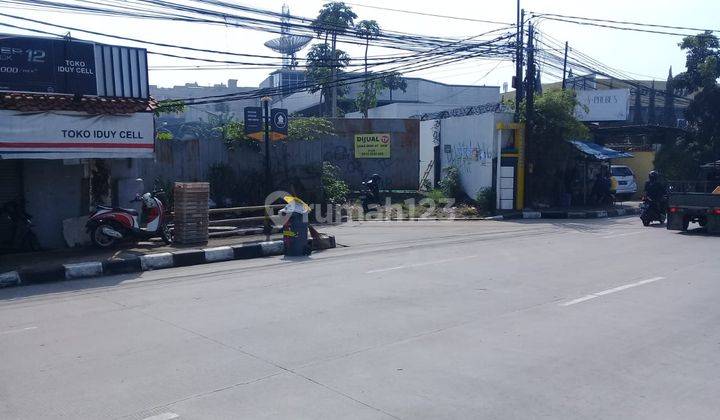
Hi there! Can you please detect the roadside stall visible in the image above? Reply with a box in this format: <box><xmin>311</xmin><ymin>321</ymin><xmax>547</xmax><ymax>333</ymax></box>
<box><xmin>567</xmin><ymin>140</ymin><xmax>633</xmax><ymax>205</ymax></box>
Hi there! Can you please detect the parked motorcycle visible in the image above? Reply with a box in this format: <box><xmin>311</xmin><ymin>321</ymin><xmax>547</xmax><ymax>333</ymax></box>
<box><xmin>86</xmin><ymin>190</ymin><xmax>172</xmax><ymax>248</ymax></box>
<box><xmin>0</xmin><ymin>200</ymin><xmax>40</xmax><ymax>253</ymax></box>
<box><xmin>640</xmin><ymin>195</ymin><xmax>666</xmax><ymax>226</ymax></box>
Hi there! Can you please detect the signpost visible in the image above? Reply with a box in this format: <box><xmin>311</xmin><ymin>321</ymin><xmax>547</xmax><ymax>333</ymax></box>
<box><xmin>243</xmin><ymin>106</ymin><xmax>263</xmax><ymax>140</ymax></box>
<box><xmin>354</xmin><ymin>133</ymin><xmax>391</xmax><ymax>158</ymax></box>
<box><xmin>0</xmin><ymin>35</ymin><xmax>97</xmax><ymax>95</ymax></box>
<box><xmin>270</xmin><ymin>108</ymin><xmax>288</xmax><ymax>141</ymax></box>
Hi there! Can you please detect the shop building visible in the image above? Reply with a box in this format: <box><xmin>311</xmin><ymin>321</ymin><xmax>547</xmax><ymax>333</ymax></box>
<box><xmin>0</xmin><ymin>35</ymin><xmax>155</xmax><ymax>249</ymax></box>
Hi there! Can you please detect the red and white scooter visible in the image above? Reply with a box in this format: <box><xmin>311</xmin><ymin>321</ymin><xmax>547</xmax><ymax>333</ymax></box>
<box><xmin>86</xmin><ymin>190</ymin><xmax>172</xmax><ymax>248</ymax></box>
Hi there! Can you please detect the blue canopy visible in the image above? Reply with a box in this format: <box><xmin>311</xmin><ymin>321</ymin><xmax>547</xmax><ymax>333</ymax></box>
<box><xmin>568</xmin><ymin>140</ymin><xmax>633</xmax><ymax>160</ymax></box>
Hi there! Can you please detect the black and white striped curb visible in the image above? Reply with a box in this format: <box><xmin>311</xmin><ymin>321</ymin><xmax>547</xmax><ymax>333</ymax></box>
<box><xmin>0</xmin><ymin>237</ymin><xmax>333</xmax><ymax>288</ymax></box>
<box><xmin>487</xmin><ymin>207</ymin><xmax>641</xmax><ymax>221</ymax></box>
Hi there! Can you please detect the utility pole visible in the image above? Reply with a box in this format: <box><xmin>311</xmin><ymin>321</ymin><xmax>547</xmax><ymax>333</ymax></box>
<box><xmin>261</xmin><ymin>96</ymin><xmax>272</xmax><ymax>195</ymax></box>
<box><xmin>524</xmin><ymin>23</ymin><xmax>535</xmax><ymax>207</ymax></box>
<box><xmin>331</xmin><ymin>34</ymin><xmax>338</xmax><ymax>118</ymax></box>
<box><xmin>514</xmin><ymin>1</ymin><xmax>524</xmax><ymax>121</ymax></box>
<box><xmin>261</xmin><ymin>96</ymin><xmax>273</xmax><ymax>238</ymax></box>
<box><xmin>561</xmin><ymin>41</ymin><xmax>569</xmax><ymax>90</ymax></box>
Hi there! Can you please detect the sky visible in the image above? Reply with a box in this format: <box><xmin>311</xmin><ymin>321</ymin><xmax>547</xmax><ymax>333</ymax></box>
<box><xmin>2</xmin><ymin>0</ymin><xmax>719</xmax><ymax>90</ymax></box>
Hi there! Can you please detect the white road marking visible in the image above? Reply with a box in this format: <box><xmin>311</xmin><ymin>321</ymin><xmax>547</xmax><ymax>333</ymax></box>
<box><xmin>0</xmin><ymin>326</ymin><xmax>38</xmax><ymax>335</ymax></box>
<box><xmin>601</xmin><ymin>231</ymin><xmax>644</xmax><ymax>239</ymax></box>
<box><xmin>142</xmin><ymin>413</ymin><xmax>179</xmax><ymax>420</ymax></box>
<box><xmin>365</xmin><ymin>255</ymin><xmax>479</xmax><ymax>274</ymax></box>
<box><xmin>560</xmin><ymin>277</ymin><xmax>666</xmax><ymax>307</ymax></box>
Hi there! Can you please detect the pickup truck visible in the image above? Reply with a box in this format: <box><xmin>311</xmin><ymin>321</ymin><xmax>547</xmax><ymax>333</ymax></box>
<box><xmin>666</xmin><ymin>181</ymin><xmax>720</xmax><ymax>233</ymax></box>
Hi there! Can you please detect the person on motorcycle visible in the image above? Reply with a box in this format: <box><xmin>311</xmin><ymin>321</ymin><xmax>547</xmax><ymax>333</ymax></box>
<box><xmin>644</xmin><ymin>171</ymin><xmax>666</xmax><ymax>203</ymax></box>
<box><xmin>362</xmin><ymin>174</ymin><xmax>382</xmax><ymax>212</ymax></box>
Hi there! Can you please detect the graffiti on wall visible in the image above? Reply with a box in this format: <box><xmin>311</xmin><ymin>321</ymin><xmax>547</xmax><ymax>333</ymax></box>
<box><xmin>444</xmin><ymin>140</ymin><xmax>495</xmax><ymax>173</ymax></box>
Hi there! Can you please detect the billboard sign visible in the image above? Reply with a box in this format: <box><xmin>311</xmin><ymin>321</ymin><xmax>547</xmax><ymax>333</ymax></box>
<box><xmin>354</xmin><ymin>133</ymin><xmax>391</xmax><ymax>158</ymax></box>
<box><xmin>0</xmin><ymin>110</ymin><xmax>154</xmax><ymax>159</ymax></box>
<box><xmin>0</xmin><ymin>35</ymin><xmax>97</xmax><ymax>95</ymax></box>
<box><xmin>575</xmin><ymin>89</ymin><xmax>630</xmax><ymax>122</ymax></box>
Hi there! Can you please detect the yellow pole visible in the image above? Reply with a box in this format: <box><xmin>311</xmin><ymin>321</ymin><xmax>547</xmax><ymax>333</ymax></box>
<box><xmin>515</xmin><ymin>123</ymin><xmax>525</xmax><ymax>210</ymax></box>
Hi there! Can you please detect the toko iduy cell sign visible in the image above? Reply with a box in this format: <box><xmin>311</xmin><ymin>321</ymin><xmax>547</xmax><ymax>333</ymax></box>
<box><xmin>0</xmin><ymin>110</ymin><xmax>154</xmax><ymax>159</ymax></box>
<box><xmin>574</xmin><ymin>89</ymin><xmax>630</xmax><ymax>122</ymax></box>
<box><xmin>0</xmin><ymin>34</ymin><xmax>149</xmax><ymax>98</ymax></box>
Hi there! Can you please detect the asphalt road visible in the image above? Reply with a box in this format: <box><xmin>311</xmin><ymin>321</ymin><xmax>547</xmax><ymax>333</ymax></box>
<box><xmin>0</xmin><ymin>217</ymin><xmax>718</xmax><ymax>419</ymax></box>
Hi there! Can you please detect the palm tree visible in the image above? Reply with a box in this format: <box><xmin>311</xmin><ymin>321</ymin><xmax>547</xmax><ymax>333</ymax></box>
<box><xmin>356</xmin><ymin>19</ymin><xmax>380</xmax><ymax>118</ymax></box>
<box><xmin>311</xmin><ymin>2</ymin><xmax>357</xmax><ymax>117</ymax></box>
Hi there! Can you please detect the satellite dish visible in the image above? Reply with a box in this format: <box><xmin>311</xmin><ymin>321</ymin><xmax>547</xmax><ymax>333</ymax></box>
<box><xmin>264</xmin><ymin>35</ymin><xmax>312</xmax><ymax>56</ymax></box>
<box><xmin>264</xmin><ymin>4</ymin><xmax>312</xmax><ymax>69</ymax></box>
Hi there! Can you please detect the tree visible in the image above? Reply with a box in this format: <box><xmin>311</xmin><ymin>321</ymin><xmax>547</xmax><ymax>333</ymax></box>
<box><xmin>648</xmin><ymin>81</ymin><xmax>656</xmax><ymax>125</ymax></box>
<box><xmin>655</xmin><ymin>31</ymin><xmax>720</xmax><ymax>179</ymax></box>
<box><xmin>154</xmin><ymin>99</ymin><xmax>186</xmax><ymax>117</ymax></box>
<box><xmin>381</xmin><ymin>71</ymin><xmax>407</xmax><ymax>101</ymax></box>
<box><xmin>306</xmin><ymin>44</ymin><xmax>350</xmax><ymax>116</ymax></box>
<box><xmin>355</xmin><ymin>79</ymin><xmax>383</xmax><ymax>117</ymax></box>
<box><xmin>662</xmin><ymin>67</ymin><xmax>675</xmax><ymax>126</ymax></box>
<box><xmin>311</xmin><ymin>2</ymin><xmax>357</xmax><ymax>117</ymax></box>
<box><xmin>673</xmin><ymin>31</ymin><xmax>720</xmax><ymax>92</ymax></box>
<box><xmin>356</xmin><ymin>19</ymin><xmax>380</xmax><ymax>117</ymax></box>
<box><xmin>522</xmin><ymin>89</ymin><xmax>589</xmax><ymax>205</ymax></box>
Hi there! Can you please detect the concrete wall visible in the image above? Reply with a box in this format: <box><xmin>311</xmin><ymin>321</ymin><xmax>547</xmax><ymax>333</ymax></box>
<box><xmin>139</xmin><ymin>118</ymin><xmax>420</xmax><ymax>195</ymax></box>
<box><xmin>438</xmin><ymin>112</ymin><xmax>513</xmax><ymax>198</ymax></box>
<box><xmin>419</xmin><ymin>120</ymin><xmax>437</xmax><ymax>187</ymax></box>
<box><xmin>346</xmin><ymin>103</ymin><xmax>477</xmax><ymax>119</ymax></box>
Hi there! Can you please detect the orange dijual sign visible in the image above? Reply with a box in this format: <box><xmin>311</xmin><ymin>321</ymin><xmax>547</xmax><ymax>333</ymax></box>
<box><xmin>354</xmin><ymin>133</ymin><xmax>391</xmax><ymax>158</ymax></box>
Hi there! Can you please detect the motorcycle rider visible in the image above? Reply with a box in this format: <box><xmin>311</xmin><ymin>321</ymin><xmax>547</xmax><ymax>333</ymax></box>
<box><xmin>644</xmin><ymin>170</ymin><xmax>667</xmax><ymax>211</ymax></box>
<box><xmin>362</xmin><ymin>174</ymin><xmax>382</xmax><ymax>212</ymax></box>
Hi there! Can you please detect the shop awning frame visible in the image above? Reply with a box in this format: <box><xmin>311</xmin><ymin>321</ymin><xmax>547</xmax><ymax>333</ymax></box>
<box><xmin>568</xmin><ymin>140</ymin><xmax>633</xmax><ymax>161</ymax></box>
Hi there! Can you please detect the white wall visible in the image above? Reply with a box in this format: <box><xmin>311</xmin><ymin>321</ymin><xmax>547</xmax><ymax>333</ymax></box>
<box><xmin>347</xmin><ymin>103</ymin><xmax>463</xmax><ymax>119</ymax></box>
<box><xmin>419</xmin><ymin>120</ymin><xmax>437</xmax><ymax>187</ymax></box>
<box><xmin>438</xmin><ymin>112</ymin><xmax>512</xmax><ymax>199</ymax></box>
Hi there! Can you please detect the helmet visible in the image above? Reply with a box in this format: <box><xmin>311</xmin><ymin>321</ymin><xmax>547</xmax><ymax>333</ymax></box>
<box><xmin>141</xmin><ymin>192</ymin><xmax>157</xmax><ymax>208</ymax></box>
<box><xmin>371</xmin><ymin>174</ymin><xmax>381</xmax><ymax>181</ymax></box>
<box><xmin>649</xmin><ymin>171</ymin><xmax>659</xmax><ymax>181</ymax></box>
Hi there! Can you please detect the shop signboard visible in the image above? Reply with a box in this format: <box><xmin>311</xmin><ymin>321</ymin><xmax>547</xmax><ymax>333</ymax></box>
<box><xmin>574</xmin><ymin>89</ymin><xmax>630</xmax><ymax>122</ymax></box>
<box><xmin>0</xmin><ymin>110</ymin><xmax>154</xmax><ymax>159</ymax></box>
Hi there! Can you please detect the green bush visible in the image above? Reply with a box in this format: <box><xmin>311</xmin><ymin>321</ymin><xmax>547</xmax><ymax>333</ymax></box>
<box><xmin>321</xmin><ymin>161</ymin><xmax>350</xmax><ymax>204</ymax></box>
<box><xmin>439</xmin><ymin>166</ymin><xmax>462</xmax><ymax>199</ymax></box>
<box><xmin>476</xmin><ymin>187</ymin><xmax>496</xmax><ymax>215</ymax></box>
<box><xmin>426</xmin><ymin>188</ymin><xmax>446</xmax><ymax>204</ymax></box>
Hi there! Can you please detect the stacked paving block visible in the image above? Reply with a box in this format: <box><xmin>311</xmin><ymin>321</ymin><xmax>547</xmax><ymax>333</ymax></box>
<box><xmin>173</xmin><ymin>182</ymin><xmax>209</xmax><ymax>245</ymax></box>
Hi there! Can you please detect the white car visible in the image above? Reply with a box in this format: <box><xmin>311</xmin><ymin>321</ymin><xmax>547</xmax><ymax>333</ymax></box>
<box><xmin>611</xmin><ymin>165</ymin><xmax>638</xmax><ymax>198</ymax></box>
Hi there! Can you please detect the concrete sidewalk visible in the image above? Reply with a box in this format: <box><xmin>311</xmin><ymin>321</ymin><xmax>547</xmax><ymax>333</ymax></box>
<box><xmin>0</xmin><ymin>233</ymin><xmax>282</xmax><ymax>287</ymax></box>
<box><xmin>0</xmin><ymin>229</ymin><xmax>337</xmax><ymax>287</ymax></box>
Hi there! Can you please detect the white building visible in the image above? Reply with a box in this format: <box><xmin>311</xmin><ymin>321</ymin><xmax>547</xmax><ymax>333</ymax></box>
<box><xmin>284</xmin><ymin>77</ymin><xmax>500</xmax><ymax>117</ymax></box>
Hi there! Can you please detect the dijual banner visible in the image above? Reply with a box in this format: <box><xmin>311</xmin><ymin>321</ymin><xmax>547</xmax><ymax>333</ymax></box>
<box><xmin>354</xmin><ymin>133</ymin><xmax>391</xmax><ymax>158</ymax></box>
<box><xmin>0</xmin><ymin>110</ymin><xmax>154</xmax><ymax>159</ymax></box>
